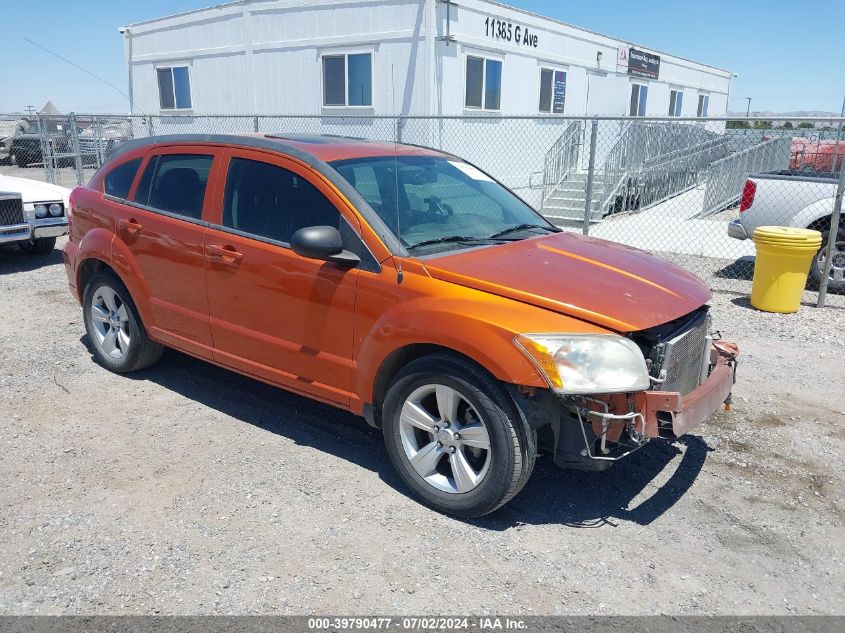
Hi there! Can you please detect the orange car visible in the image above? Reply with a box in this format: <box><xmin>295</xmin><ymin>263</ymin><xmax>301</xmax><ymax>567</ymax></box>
<box><xmin>63</xmin><ymin>134</ymin><xmax>737</xmax><ymax>517</ymax></box>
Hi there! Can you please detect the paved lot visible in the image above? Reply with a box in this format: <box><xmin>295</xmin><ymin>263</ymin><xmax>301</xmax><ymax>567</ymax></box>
<box><xmin>0</xmin><ymin>238</ymin><xmax>843</xmax><ymax>615</ymax></box>
<box><xmin>558</xmin><ymin>186</ymin><xmax>755</xmax><ymax>260</ymax></box>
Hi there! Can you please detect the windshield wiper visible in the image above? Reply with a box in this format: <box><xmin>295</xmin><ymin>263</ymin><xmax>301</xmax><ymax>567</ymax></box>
<box><xmin>407</xmin><ymin>235</ymin><xmax>505</xmax><ymax>250</ymax></box>
<box><xmin>488</xmin><ymin>223</ymin><xmax>559</xmax><ymax>239</ymax></box>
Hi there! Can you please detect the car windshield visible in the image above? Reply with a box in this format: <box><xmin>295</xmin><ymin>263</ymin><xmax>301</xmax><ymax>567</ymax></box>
<box><xmin>330</xmin><ymin>155</ymin><xmax>557</xmax><ymax>254</ymax></box>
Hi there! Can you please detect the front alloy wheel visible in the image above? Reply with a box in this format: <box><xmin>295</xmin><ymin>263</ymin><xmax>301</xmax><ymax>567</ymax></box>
<box><xmin>383</xmin><ymin>353</ymin><xmax>536</xmax><ymax>517</ymax></box>
<box><xmin>399</xmin><ymin>384</ymin><xmax>492</xmax><ymax>494</ymax></box>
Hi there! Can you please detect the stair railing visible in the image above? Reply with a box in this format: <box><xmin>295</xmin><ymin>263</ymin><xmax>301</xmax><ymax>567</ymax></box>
<box><xmin>540</xmin><ymin>120</ymin><xmax>583</xmax><ymax>211</ymax></box>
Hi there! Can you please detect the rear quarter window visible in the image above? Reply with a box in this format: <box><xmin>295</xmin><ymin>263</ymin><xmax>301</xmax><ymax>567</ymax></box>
<box><xmin>135</xmin><ymin>153</ymin><xmax>213</xmax><ymax>221</ymax></box>
<box><xmin>103</xmin><ymin>158</ymin><xmax>142</xmax><ymax>200</ymax></box>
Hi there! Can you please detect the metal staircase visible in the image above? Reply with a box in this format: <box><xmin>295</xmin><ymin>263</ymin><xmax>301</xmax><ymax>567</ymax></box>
<box><xmin>540</xmin><ymin>120</ymin><xmax>730</xmax><ymax>225</ymax></box>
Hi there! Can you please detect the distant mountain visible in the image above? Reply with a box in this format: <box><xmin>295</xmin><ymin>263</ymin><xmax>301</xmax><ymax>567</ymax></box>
<box><xmin>727</xmin><ymin>110</ymin><xmax>839</xmax><ymax>118</ymax></box>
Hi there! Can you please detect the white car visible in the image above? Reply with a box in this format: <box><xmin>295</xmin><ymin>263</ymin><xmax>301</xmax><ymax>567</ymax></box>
<box><xmin>0</xmin><ymin>174</ymin><xmax>71</xmax><ymax>253</ymax></box>
<box><xmin>728</xmin><ymin>172</ymin><xmax>844</xmax><ymax>293</ymax></box>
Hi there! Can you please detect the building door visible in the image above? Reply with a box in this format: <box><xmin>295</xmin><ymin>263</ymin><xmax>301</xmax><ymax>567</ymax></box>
<box><xmin>585</xmin><ymin>71</ymin><xmax>619</xmax><ymax>116</ymax></box>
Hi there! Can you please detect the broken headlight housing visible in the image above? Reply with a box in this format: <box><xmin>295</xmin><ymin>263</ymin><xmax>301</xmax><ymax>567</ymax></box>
<box><xmin>514</xmin><ymin>333</ymin><xmax>650</xmax><ymax>394</ymax></box>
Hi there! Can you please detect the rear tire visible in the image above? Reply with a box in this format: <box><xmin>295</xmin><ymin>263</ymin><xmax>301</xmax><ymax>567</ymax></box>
<box><xmin>382</xmin><ymin>353</ymin><xmax>536</xmax><ymax>517</ymax></box>
<box><xmin>82</xmin><ymin>270</ymin><xmax>164</xmax><ymax>373</ymax></box>
<box><xmin>18</xmin><ymin>237</ymin><xmax>56</xmax><ymax>254</ymax></box>
<box><xmin>809</xmin><ymin>228</ymin><xmax>845</xmax><ymax>294</ymax></box>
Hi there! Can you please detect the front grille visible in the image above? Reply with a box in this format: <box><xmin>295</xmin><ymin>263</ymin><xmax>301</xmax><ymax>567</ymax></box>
<box><xmin>0</xmin><ymin>227</ymin><xmax>28</xmax><ymax>237</ymax></box>
<box><xmin>652</xmin><ymin>312</ymin><xmax>711</xmax><ymax>395</ymax></box>
<box><xmin>0</xmin><ymin>196</ymin><xmax>25</xmax><ymax>227</ymax></box>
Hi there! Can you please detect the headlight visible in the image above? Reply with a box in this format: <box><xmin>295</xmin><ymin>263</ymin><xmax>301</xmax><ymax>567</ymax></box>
<box><xmin>49</xmin><ymin>203</ymin><xmax>63</xmax><ymax>217</ymax></box>
<box><xmin>514</xmin><ymin>334</ymin><xmax>650</xmax><ymax>394</ymax></box>
<box><xmin>34</xmin><ymin>204</ymin><xmax>48</xmax><ymax>218</ymax></box>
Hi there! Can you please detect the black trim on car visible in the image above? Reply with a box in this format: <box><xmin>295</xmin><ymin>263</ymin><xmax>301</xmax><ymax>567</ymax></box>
<box><xmin>105</xmin><ymin>134</ymin><xmax>408</xmax><ymax>257</ymax></box>
<box><xmin>117</xmin><ymin>198</ymin><xmax>210</xmax><ymax>227</ymax></box>
<box><xmin>207</xmin><ymin>216</ymin><xmax>381</xmax><ymax>273</ymax></box>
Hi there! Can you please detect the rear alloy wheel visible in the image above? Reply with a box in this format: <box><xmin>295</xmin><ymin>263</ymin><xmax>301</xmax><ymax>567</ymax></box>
<box><xmin>383</xmin><ymin>354</ymin><xmax>535</xmax><ymax>517</ymax></box>
<box><xmin>83</xmin><ymin>271</ymin><xmax>163</xmax><ymax>373</ymax></box>
<box><xmin>810</xmin><ymin>228</ymin><xmax>845</xmax><ymax>294</ymax></box>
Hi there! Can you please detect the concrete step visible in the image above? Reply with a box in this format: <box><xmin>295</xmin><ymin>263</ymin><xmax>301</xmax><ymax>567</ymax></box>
<box><xmin>559</xmin><ymin>172</ymin><xmax>608</xmax><ymax>183</ymax></box>
<box><xmin>546</xmin><ymin>194</ymin><xmax>604</xmax><ymax>207</ymax></box>
<box><xmin>544</xmin><ymin>203</ymin><xmax>590</xmax><ymax>214</ymax></box>
<box><xmin>547</xmin><ymin>189</ymin><xmax>604</xmax><ymax>200</ymax></box>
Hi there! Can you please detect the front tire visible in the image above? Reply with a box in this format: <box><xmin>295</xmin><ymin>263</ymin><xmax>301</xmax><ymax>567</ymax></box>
<box><xmin>382</xmin><ymin>353</ymin><xmax>535</xmax><ymax>517</ymax></box>
<box><xmin>810</xmin><ymin>228</ymin><xmax>845</xmax><ymax>293</ymax></box>
<box><xmin>82</xmin><ymin>270</ymin><xmax>163</xmax><ymax>373</ymax></box>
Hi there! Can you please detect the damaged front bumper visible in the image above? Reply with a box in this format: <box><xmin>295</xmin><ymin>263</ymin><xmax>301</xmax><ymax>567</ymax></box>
<box><xmin>516</xmin><ymin>341</ymin><xmax>739</xmax><ymax>471</ymax></box>
<box><xmin>641</xmin><ymin>342</ymin><xmax>737</xmax><ymax>439</ymax></box>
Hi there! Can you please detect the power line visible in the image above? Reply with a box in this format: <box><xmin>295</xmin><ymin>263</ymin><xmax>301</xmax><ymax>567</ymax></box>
<box><xmin>24</xmin><ymin>38</ymin><xmax>144</xmax><ymax>115</ymax></box>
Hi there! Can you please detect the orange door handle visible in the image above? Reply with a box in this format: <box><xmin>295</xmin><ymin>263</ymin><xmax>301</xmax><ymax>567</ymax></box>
<box><xmin>118</xmin><ymin>218</ymin><xmax>142</xmax><ymax>234</ymax></box>
<box><xmin>207</xmin><ymin>243</ymin><xmax>244</xmax><ymax>264</ymax></box>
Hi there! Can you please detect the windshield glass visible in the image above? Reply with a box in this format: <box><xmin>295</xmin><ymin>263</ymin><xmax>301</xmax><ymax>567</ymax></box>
<box><xmin>330</xmin><ymin>155</ymin><xmax>555</xmax><ymax>254</ymax></box>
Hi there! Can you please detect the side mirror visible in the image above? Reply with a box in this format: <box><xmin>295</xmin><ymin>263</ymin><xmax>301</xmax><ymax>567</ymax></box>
<box><xmin>290</xmin><ymin>225</ymin><xmax>360</xmax><ymax>266</ymax></box>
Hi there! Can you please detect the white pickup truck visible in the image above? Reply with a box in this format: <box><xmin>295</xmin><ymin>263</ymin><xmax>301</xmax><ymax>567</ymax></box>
<box><xmin>728</xmin><ymin>172</ymin><xmax>844</xmax><ymax>293</ymax></box>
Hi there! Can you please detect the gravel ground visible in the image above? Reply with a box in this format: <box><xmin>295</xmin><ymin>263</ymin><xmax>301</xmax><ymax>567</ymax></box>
<box><xmin>0</xmin><ymin>238</ymin><xmax>843</xmax><ymax>615</ymax></box>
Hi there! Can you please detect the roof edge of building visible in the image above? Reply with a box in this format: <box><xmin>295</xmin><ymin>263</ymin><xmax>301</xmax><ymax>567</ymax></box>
<box><xmin>126</xmin><ymin>0</ymin><xmax>246</xmax><ymax>29</ymax></box>
<box><xmin>480</xmin><ymin>0</ymin><xmax>732</xmax><ymax>75</ymax></box>
<box><xmin>124</xmin><ymin>0</ymin><xmax>732</xmax><ymax>76</ymax></box>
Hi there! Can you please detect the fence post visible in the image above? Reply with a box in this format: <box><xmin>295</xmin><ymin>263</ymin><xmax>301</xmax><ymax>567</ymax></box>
<box><xmin>395</xmin><ymin>115</ymin><xmax>404</xmax><ymax>144</ymax></box>
<box><xmin>816</xmin><ymin>159</ymin><xmax>845</xmax><ymax>307</ymax></box>
<box><xmin>93</xmin><ymin>115</ymin><xmax>105</xmax><ymax>168</ymax></box>
<box><xmin>582</xmin><ymin>118</ymin><xmax>599</xmax><ymax>235</ymax></box>
<box><xmin>36</xmin><ymin>113</ymin><xmax>54</xmax><ymax>185</ymax></box>
<box><xmin>69</xmin><ymin>113</ymin><xmax>84</xmax><ymax>185</ymax></box>
<box><xmin>253</xmin><ymin>115</ymin><xmax>259</xmax><ymax>133</ymax></box>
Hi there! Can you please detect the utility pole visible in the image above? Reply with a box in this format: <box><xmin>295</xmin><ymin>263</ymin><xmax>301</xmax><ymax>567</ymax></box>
<box><xmin>24</xmin><ymin>105</ymin><xmax>35</xmax><ymax>116</ymax></box>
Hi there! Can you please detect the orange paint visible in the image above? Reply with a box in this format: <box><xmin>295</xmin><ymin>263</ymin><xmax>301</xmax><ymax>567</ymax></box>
<box><xmin>65</xmin><ymin>134</ymin><xmax>715</xmax><ymax>417</ymax></box>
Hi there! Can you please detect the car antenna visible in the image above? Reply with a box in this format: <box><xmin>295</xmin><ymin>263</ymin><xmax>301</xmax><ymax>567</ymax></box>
<box><xmin>25</xmin><ymin>38</ymin><xmax>147</xmax><ymax>117</ymax></box>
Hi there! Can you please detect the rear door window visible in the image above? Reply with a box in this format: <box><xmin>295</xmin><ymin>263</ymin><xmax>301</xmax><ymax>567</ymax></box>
<box><xmin>104</xmin><ymin>158</ymin><xmax>142</xmax><ymax>199</ymax></box>
<box><xmin>221</xmin><ymin>157</ymin><xmax>340</xmax><ymax>244</ymax></box>
<box><xmin>136</xmin><ymin>153</ymin><xmax>213</xmax><ymax>220</ymax></box>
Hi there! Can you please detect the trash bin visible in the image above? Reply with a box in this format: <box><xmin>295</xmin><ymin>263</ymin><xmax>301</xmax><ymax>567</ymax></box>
<box><xmin>751</xmin><ymin>226</ymin><xmax>823</xmax><ymax>313</ymax></box>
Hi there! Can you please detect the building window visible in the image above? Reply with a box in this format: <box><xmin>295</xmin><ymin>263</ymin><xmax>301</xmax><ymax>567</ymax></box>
<box><xmin>322</xmin><ymin>53</ymin><xmax>373</xmax><ymax>107</ymax></box>
<box><xmin>465</xmin><ymin>56</ymin><xmax>502</xmax><ymax>111</ymax></box>
<box><xmin>156</xmin><ymin>66</ymin><xmax>192</xmax><ymax>110</ymax></box>
<box><xmin>539</xmin><ymin>68</ymin><xmax>567</xmax><ymax>114</ymax></box>
<box><xmin>697</xmin><ymin>94</ymin><xmax>710</xmax><ymax>117</ymax></box>
<box><xmin>669</xmin><ymin>89</ymin><xmax>683</xmax><ymax>117</ymax></box>
<box><xmin>629</xmin><ymin>83</ymin><xmax>648</xmax><ymax>116</ymax></box>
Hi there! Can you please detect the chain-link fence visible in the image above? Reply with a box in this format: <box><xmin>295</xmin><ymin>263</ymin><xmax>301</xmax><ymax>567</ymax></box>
<box><xmin>1</xmin><ymin>112</ymin><xmax>842</xmax><ymax>307</ymax></box>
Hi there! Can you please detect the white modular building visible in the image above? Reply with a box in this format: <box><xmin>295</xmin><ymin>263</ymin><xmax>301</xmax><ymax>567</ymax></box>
<box><xmin>121</xmin><ymin>0</ymin><xmax>732</xmax><ymax>119</ymax></box>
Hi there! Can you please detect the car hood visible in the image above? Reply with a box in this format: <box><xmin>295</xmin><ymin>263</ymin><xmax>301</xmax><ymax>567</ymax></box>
<box><xmin>421</xmin><ymin>232</ymin><xmax>711</xmax><ymax>332</ymax></box>
<box><xmin>0</xmin><ymin>174</ymin><xmax>71</xmax><ymax>205</ymax></box>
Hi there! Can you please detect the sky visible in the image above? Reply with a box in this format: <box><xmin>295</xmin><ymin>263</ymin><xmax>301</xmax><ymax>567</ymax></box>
<box><xmin>1</xmin><ymin>0</ymin><xmax>843</xmax><ymax>115</ymax></box>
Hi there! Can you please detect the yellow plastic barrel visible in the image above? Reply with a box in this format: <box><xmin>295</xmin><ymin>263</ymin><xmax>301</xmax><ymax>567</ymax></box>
<box><xmin>751</xmin><ymin>226</ymin><xmax>823</xmax><ymax>313</ymax></box>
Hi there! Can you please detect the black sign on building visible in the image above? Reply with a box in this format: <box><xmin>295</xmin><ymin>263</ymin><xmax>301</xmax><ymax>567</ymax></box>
<box><xmin>627</xmin><ymin>48</ymin><xmax>660</xmax><ymax>80</ymax></box>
